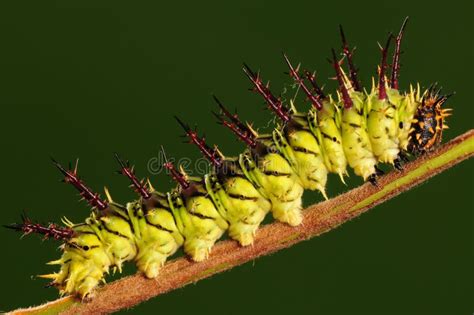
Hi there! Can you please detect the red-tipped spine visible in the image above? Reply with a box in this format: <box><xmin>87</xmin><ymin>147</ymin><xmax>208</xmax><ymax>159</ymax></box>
<box><xmin>332</xmin><ymin>49</ymin><xmax>353</xmax><ymax>109</ymax></box>
<box><xmin>391</xmin><ymin>17</ymin><xmax>409</xmax><ymax>90</ymax></box>
<box><xmin>378</xmin><ymin>34</ymin><xmax>393</xmax><ymax>100</ymax></box>
<box><xmin>51</xmin><ymin>158</ymin><xmax>108</xmax><ymax>210</ymax></box>
<box><xmin>213</xmin><ymin>95</ymin><xmax>248</xmax><ymax>132</ymax></box>
<box><xmin>283</xmin><ymin>54</ymin><xmax>323</xmax><ymax>110</ymax></box>
<box><xmin>339</xmin><ymin>25</ymin><xmax>362</xmax><ymax>92</ymax></box>
<box><xmin>242</xmin><ymin>63</ymin><xmax>291</xmax><ymax>122</ymax></box>
<box><xmin>161</xmin><ymin>147</ymin><xmax>190</xmax><ymax>190</ymax></box>
<box><xmin>175</xmin><ymin>116</ymin><xmax>222</xmax><ymax>168</ymax></box>
<box><xmin>4</xmin><ymin>214</ymin><xmax>74</xmax><ymax>241</ymax></box>
<box><xmin>304</xmin><ymin>70</ymin><xmax>326</xmax><ymax>100</ymax></box>
<box><xmin>221</xmin><ymin>120</ymin><xmax>257</xmax><ymax>148</ymax></box>
<box><xmin>114</xmin><ymin>153</ymin><xmax>151</xmax><ymax>199</ymax></box>
<box><xmin>213</xmin><ymin>99</ymin><xmax>257</xmax><ymax>148</ymax></box>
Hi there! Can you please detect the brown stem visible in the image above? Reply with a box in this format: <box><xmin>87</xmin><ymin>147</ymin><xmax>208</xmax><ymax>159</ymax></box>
<box><xmin>8</xmin><ymin>129</ymin><xmax>474</xmax><ymax>315</ymax></box>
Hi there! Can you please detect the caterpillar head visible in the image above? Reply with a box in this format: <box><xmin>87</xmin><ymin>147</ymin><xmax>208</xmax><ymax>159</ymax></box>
<box><xmin>409</xmin><ymin>87</ymin><xmax>452</xmax><ymax>154</ymax></box>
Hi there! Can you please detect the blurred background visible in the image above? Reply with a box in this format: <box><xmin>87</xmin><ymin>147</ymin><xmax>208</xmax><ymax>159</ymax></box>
<box><xmin>0</xmin><ymin>1</ymin><xmax>472</xmax><ymax>314</ymax></box>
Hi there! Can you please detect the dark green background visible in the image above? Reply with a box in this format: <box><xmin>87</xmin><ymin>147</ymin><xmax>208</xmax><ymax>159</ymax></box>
<box><xmin>0</xmin><ymin>1</ymin><xmax>472</xmax><ymax>314</ymax></box>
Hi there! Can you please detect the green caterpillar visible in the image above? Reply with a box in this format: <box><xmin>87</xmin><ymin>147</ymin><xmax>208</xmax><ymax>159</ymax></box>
<box><xmin>5</xmin><ymin>17</ymin><xmax>452</xmax><ymax>299</ymax></box>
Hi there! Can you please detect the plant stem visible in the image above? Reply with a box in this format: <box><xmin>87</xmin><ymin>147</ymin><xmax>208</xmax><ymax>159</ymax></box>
<box><xmin>8</xmin><ymin>129</ymin><xmax>474</xmax><ymax>315</ymax></box>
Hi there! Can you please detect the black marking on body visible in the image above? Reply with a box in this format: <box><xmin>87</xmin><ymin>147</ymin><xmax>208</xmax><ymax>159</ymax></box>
<box><xmin>292</xmin><ymin>146</ymin><xmax>319</xmax><ymax>156</ymax></box>
<box><xmin>145</xmin><ymin>216</ymin><xmax>174</xmax><ymax>233</ymax></box>
<box><xmin>263</xmin><ymin>170</ymin><xmax>292</xmax><ymax>177</ymax></box>
<box><xmin>228</xmin><ymin>193</ymin><xmax>258</xmax><ymax>201</ymax></box>
<box><xmin>321</xmin><ymin>132</ymin><xmax>340</xmax><ymax>143</ymax></box>
<box><xmin>103</xmin><ymin>225</ymin><xmax>131</xmax><ymax>240</ymax></box>
<box><xmin>188</xmin><ymin>211</ymin><xmax>215</xmax><ymax>221</ymax></box>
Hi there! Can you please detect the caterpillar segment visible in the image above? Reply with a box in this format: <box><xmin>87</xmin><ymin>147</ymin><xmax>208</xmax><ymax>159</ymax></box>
<box><xmin>273</xmin><ymin>115</ymin><xmax>328</xmax><ymax>199</ymax></box>
<box><xmin>205</xmin><ymin>159</ymin><xmax>271</xmax><ymax>246</ymax></box>
<box><xmin>332</xmin><ymin>48</ymin><xmax>378</xmax><ymax>183</ymax></box>
<box><xmin>284</xmin><ymin>54</ymin><xmax>348</xmax><ymax>184</ymax></box>
<box><xmin>56</xmin><ymin>205</ymin><xmax>137</xmax><ymax>299</ymax></box>
<box><xmin>176</xmin><ymin>114</ymin><xmax>271</xmax><ymax>246</ymax></box>
<box><xmin>243</xmin><ymin>63</ymin><xmax>328</xmax><ymax>198</ymax></box>
<box><xmin>215</xmin><ymin>99</ymin><xmax>304</xmax><ymax>226</ymax></box>
<box><xmin>114</xmin><ymin>154</ymin><xmax>184</xmax><ymax>278</ymax></box>
<box><xmin>386</xmin><ymin>17</ymin><xmax>419</xmax><ymax>164</ymax></box>
<box><xmin>239</xmin><ymin>141</ymin><xmax>304</xmax><ymax>226</ymax></box>
<box><xmin>366</xmin><ymin>34</ymin><xmax>401</xmax><ymax>165</ymax></box>
<box><xmin>163</xmin><ymin>149</ymin><xmax>228</xmax><ymax>262</ymax></box>
<box><xmin>308</xmin><ymin>99</ymin><xmax>347</xmax><ymax>183</ymax></box>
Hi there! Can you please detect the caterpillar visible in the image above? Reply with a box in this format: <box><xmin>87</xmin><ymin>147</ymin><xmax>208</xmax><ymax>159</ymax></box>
<box><xmin>5</xmin><ymin>17</ymin><xmax>452</xmax><ymax>300</ymax></box>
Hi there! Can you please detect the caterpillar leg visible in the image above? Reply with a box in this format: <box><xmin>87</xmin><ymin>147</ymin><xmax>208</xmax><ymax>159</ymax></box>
<box><xmin>367</xmin><ymin>173</ymin><xmax>378</xmax><ymax>186</ymax></box>
<box><xmin>393</xmin><ymin>152</ymin><xmax>410</xmax><ymax>171</ymax></box>
<box><xmin>394</xmin><ymin>157</ymin><xmax>404</xmax><ymax>171</ymax></box>
<box><xmin>271</xmin><ymin>195</ymin><xmax>303</xmax><ymax>226</ymax></box>
<box><xmin>367</xmin><ymin>166</ymin><xmax>385</xmax><ymax>186</ymax></box>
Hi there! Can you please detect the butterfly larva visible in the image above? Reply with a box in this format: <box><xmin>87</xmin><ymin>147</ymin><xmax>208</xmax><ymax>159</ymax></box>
<box><xmin>5</xmin><ymin>17</ymin><xmax>452</xmax><ymax>299</ymax></box>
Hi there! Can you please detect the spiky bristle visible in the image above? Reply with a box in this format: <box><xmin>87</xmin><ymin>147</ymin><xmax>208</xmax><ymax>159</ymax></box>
<box><xmin>243</xmin><ymin>63</ymin><xmax>291</xmax><ymax>122</ymax></box>
<box><xmin>114</xmin><ymin>153</ymin><xmax>151</xmax><ymax>199</ymax></box>
<box><xmin>331</xmin><ymin>48</ymin><xmax>353</xmax><ymax>108</ymax></box>
<box><xmin>51</xmin><ymin>158</ymin><xmax>108</xmax><ymax>210</ymax></box>
<box><xmin>283</xmin><ymin>53</ymin><xmax>323</xmax><ymax>110</ymax></box>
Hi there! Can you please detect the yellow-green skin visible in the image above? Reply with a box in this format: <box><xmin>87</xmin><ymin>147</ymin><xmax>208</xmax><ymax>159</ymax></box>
<box><xmin>127</xmin><ymin>193</ymin><xmax>184</xmax><ymax>279</ymax></box>
<box><xmin>205</xmin><ymin>163</ymin><xmax>271</xmax><ymax>246</ymax></box>
<box><xmin>168</xmin><ymin>184</ymin><xmax>228</xmax><ymax>262</ymax></box>
<box><xmin>274</xmin><ymin>117</ymin><xmax>328</xmax><ymax>199</ymax></box>
<box><xmin>239</xmin><ymin>140</ymin><xmax>304</xmax><ymax>226</ymax></box>
<box><xmin>341</xmin><ymin>91</ymin><xmax>377</xmax><ymax>180</ymax></box>
<box><xmin>308</xmin><ymin>99</ymin><xmax>347</xmax><ymax>182</ymax></box>
<box><xmin>367</xmin><ymin>90</ymin><xmax>400</xmax><ymax>164</ymax></box>
<box><xmin>394</xmin><ymin>85</ymin><xmax>419</xmax><ymax>151</ymax></box>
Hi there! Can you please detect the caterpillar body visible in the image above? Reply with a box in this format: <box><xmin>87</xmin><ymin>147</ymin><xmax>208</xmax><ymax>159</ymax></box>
<box><xmin>6</xmin><ymin>18</ymin><xmax>452</xmax><ymax>299</ymax></box>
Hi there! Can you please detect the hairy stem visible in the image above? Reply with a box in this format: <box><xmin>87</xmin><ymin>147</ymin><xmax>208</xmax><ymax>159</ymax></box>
<box><xmin>8</xmin><ymin>130</ymin><xmax>474</xmax><ymax>315</ymax></box>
